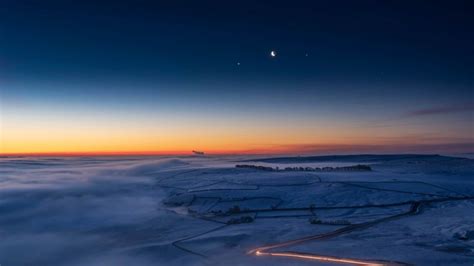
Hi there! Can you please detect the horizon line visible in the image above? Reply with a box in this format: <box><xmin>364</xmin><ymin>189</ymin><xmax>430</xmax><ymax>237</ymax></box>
<box><xmin>0</xmin><ymin>151</ymin><xmax>467</xmax><ymax>158</ymax></box>
<box><xmin>1</xmin><ymin>143</ymin><xmax>473</xmax><ymax>157</ymax></box>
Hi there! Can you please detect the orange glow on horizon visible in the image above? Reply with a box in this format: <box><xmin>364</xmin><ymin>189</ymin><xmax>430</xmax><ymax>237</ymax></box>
<box><xmin>2</xmin><ymin>107</ymin><xmax>471</xmax><ymax>156</ymax></box>
<box><xmin>0</xmin><ymin>149</ymin><xmax>271</xmax><ymax>157</ymax></box>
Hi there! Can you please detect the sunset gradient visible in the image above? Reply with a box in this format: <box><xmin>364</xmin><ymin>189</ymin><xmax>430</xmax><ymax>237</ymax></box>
<box><xmin>0</xmin><ymin>1</ymin><xmax>472</xmax><ymax>155</ymax></box>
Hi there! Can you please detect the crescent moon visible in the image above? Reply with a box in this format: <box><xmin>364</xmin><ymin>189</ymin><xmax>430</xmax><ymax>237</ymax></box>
<box><xmin>271</xmin><ymin>51</ymin><xmax>276</xmax><ymax>57</ymax></box>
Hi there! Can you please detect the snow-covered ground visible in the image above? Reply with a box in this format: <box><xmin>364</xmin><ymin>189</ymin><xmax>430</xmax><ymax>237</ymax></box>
<box><xmin>0</xmin><ymin>155</ymin><xmax>473</xmax><ymax>265</ymax></box>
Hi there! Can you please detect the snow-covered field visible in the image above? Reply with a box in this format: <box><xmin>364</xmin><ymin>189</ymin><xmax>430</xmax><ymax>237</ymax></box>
<box><xmin>1</xmin><ymin>155</ymin><xmax>473</xmax><ymax>265</ymax></box>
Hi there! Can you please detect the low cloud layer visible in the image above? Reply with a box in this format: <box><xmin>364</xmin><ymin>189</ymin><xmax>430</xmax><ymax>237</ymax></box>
<box><xmin>0</xmin><ymin>157</ymin><xmax>189</xmax><ymax>265</ymax></box>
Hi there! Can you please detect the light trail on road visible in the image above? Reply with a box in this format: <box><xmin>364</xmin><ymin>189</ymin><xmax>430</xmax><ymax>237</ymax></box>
<box><xmin>248</xmin><ymin>202</ymin><xmax>423</xmax><ymax>266</ymax></box>
<box><xmin>255</xmin><ymin>250</ymin><xmax>387</xmax><ymax>265</ymax></box>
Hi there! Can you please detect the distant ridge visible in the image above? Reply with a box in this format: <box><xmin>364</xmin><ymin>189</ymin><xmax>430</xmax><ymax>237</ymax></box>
<box><xmin>242</xmin><ymin>154</ymin><xmax>458</xmax><ymax>163</ymax></box>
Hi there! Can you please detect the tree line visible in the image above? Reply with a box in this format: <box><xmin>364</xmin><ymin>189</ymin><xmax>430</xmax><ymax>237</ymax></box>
<box><xmin>235</xmin><ymin>164</ymin><xmax>372</xmax><ymax>172</ymax></box>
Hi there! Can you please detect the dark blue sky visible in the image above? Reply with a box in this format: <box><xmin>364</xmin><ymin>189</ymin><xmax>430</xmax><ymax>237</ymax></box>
<box><xmin>2</xmin><ymin>1</ymin><xmax>473</xmax><ymax>83</ymax></box>
<box><xmin>1</xmin><ymin>0</ymin><xmax>473</xmax><ymax>154</ymax></box>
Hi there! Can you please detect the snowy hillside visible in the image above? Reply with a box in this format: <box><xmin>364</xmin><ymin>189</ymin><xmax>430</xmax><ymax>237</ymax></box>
<box><xmin>0</xmin><ymin>155</ymin><xmax>473</xmax><ymax>265</ymax></box>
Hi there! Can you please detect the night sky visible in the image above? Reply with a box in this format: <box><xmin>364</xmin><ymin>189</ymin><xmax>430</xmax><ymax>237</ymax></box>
<box><xmin>1</xmin><ymin>1</ymin><xmax>473</xmax><ymax>154</ymax></box>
